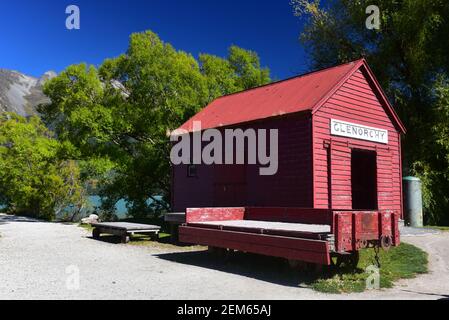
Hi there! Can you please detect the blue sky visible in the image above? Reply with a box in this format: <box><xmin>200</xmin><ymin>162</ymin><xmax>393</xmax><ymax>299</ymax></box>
<box><xmin>0</xmin><ymin>0</ymin><xmax>309</xmax><ymax>80</ymax></box>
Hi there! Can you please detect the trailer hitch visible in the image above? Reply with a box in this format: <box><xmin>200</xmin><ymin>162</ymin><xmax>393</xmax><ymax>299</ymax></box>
<box><xmin>371</xmin><ymin>235</ymin><xmax>393</xmax><ymax>268</ymax></box>
<box><xmin>373</xmin><ymin>245</ymin><xmax>381</xmax><ymax>268</ymax></box>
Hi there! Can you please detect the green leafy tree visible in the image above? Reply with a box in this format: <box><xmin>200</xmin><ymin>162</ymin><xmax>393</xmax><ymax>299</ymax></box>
<box><xmin>39</xmin><ymin>31</ymin><xmax>270</xmax><ymax>218</ymax></box>
<box><xmin>200</xmin><ymin>54</ymin><xmax>239</xmax><ymax>100</ymax></box>
<box><xmin>292</xmin><ymin>0</ymin><xmax>449</xmax><ymax>224</ymax></box>
<box><xmin>227</xmin><ymin>45</ymin><xmax>271</xmax><ymax>90</ymax></box>
<box><xmin>0</xmin><ymin>113</ymin><xmax>85</xmax><ymax>220</ymax></box>
<box><xmin>200</xmin><ymin>46</ymin><xmax>271</xmax><ymax>100</ymax></box>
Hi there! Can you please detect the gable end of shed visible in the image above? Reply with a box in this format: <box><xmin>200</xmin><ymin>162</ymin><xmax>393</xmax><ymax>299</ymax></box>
<box><xmin>312</xmin><ymin>61</ymin><xmax>405</xmax><ymax>134</ymax></box>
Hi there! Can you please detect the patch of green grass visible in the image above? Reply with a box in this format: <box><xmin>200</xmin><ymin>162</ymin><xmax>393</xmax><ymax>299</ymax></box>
<box><xmin>311</xmin><ymin>243</ymin><xmax>428</xmax><ymax>294</ymax></box>
<box><xmin>128</xmin><ymin>240</ymin><xmax>204</xmax><ymax>251</ymax></box>
<box><xmin>78</xmin><ymin>223</ymin><xmax>94</xmax><ymax>232</ymax></box>
<box><xmin>128</xmin><ymin>232</ymin><xmax>171</xmax><ymax>241</ymax></box>
<box><xmin>128</xmin><ymin>233</ymin><xmax>206</xmax><ymax>251</ymax></box>
<box><xmin>158</xmin><ymin>232</ymin><xmax>171</xmax><ymax>239</ymax></box>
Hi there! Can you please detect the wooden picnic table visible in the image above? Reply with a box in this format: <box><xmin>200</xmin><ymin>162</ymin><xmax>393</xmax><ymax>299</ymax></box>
<box><xmin>91</xmin><ymin>222</ymin><xmax>161</xmax><ymax>243</ymax></box>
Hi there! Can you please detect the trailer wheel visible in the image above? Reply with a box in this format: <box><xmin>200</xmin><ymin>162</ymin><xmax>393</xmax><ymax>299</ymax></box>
<box><xmin>287</xmin><ymin>259</ymin><xmax>304</xmax><ymax>269</ymax></box>
<box><xmin>335</xmin><ymin>252</ymin><xmax>360</xmax><ymax>269</ymax></box>
<box><xmin>208</xmin><ymin>246</ymin><xmax>227</xmax><ymax>258</ymax></box>
<box><xmin>207</xmin><ymin>246</ymin><xmax>218</xmax><ymax>255</ymax></box>
<box><xmin>121</xmin><ymin>234</ymin><xmax>130</xmax><ymax>244</ymax></box>
<box><xmin>380</xmin><ymin>235</ymin><xmax>393</xmax><ymax>251</ymax></box>
<box><xmin>92</xmin><ymin>228</ymin><xmax>100</xmax><ymax>240</ymax></box>
<box><xmin>348</xmin><ymin>251</ymin><xmax>360</xmax><ymax>268</ymax></box>
<box><xmin>287</xmin><ymin>260</ymin><xmax>320</xmax><ymax>273</ymax></box>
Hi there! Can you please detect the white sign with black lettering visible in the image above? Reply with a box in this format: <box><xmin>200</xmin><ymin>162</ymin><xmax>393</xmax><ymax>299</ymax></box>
<box><xmin>330</xmin><ymin>119</ymin><xmax>388</xmax><ymax>144</ymax></box>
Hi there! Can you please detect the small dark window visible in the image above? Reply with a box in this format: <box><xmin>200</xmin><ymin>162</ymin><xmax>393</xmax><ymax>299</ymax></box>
<box><xmin>187</xmin><ymin>165</ymin><xmax>197</xmax><ymax>178</ymax></box>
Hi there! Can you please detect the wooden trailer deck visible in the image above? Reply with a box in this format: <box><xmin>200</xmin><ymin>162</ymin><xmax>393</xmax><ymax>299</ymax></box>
<box><xmin>193</xmin><ymin>220</ymin><xmax>331</xmax><ymax>233</ymax></box>
<box><xmin>91</xmin><ymin>222</ymin><xmax>161</xmax><ymax>243</ymax></box>
<box><xmin>189</xmin><ymin>220</ymin><xmax>331</xmax><ymax>240</ymax></box>
<box><xmin>179</xmin><ymin>207</ymin><xmax>401</xmax><ymax>266</ymax></box>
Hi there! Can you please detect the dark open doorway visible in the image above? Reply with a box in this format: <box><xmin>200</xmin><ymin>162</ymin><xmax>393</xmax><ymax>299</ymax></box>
<box><xmin>351</xmin><ymin>149</ymin><xmax>378</xmax><ymax>210</ymax></box>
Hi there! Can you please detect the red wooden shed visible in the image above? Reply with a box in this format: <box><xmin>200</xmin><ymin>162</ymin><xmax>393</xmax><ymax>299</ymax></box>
<box><xmin>173</xmin><ymin>59</ymin><xmax>405</xmax><ymax>215</ymax></box>
<box><xmin>171</xmin><ymin>59</ymin><xmax>406</xmax><ymax>266</ymax></box>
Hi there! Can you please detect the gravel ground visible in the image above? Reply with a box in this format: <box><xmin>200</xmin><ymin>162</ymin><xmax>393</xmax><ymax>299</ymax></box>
<box><xmin>399</xmin><ymin>225</ymin><xmax>440</xmax><ymax>236</ymax></box>
<box><xmin>0</xmin><ymin>214</ymin><xmax>448</xmax><ymax>300</ymax></box>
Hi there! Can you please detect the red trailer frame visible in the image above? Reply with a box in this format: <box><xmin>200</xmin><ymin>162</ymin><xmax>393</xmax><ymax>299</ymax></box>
<box><xmin>179</xmin><ymin>207</ymin><xmax>400</xmax><ymax>265</ymax></box>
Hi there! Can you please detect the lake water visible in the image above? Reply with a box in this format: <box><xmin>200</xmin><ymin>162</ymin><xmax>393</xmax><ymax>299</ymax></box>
<box><xmin>88</xmin><ymin>195</ymin><xmax>128</xmax><ymax>218</ymax></box>
<box><xmin>1</xmin><ymin>196</ymin><xmax>163</xmax><ymax>219</ymax></box>
<box><xmin>82</xmin><ymin>195</ymin><xmax>163</xmax><ymax>219</ymax></box>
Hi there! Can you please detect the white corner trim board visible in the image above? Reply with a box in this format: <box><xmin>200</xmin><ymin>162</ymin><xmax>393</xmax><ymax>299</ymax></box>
<box><xmin>330</xmin><ymin>119</ymin><xmax>388</xmax><ymax>144</ymax></box>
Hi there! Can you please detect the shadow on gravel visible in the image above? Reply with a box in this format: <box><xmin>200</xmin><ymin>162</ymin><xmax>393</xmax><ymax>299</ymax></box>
<box><xmin>0</xmin><ymin>215</ymin><xmax>41</xmax><ymax>224</ymax></box>
<box><xmin>400</xmin><ymin>289</ymin><xmax>449</xmax><ymax>300</ymax></box>
<box><xmin>85</xmin><ymin>234</ymin><xmax>197</xmax><ymax>248</ymax></box>
<box><xmin>155</xmin><ymin>250</ymin><xmax>316</xmax><ymax>288</ymax></box>
<box><xmin>131</xmin><ymin>236</ymin><xmax>197</xmax><ymax>247</ymax></box>
<box><xmin>86</xmin><ymin>235</ymin><xmax>124</xmax><ymax>244</ymax></box>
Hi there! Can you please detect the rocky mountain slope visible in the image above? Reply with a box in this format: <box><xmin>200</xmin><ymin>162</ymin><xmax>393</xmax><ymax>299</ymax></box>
<box><xmin>0</xmin><ymin>69</ymin><xmax>56</xmax><ymax>116</ymax></box>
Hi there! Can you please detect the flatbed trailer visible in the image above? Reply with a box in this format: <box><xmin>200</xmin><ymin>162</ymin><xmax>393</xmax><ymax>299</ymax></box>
<box><xmin>91</xmin><ymin>222</ymin><xmax>161</xmax><ymax>243</ymax></box>
<box><xmin>179</xmin><ymin>207</ymin><xmax>400</xmax><ymax>266</ymax></box>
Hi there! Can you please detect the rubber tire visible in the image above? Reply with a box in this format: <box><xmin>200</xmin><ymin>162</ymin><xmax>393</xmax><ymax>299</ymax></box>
<box><xmin>288</xmin><ymin>259</ymin><xmax>301</xmax><ymax>269</ymax></box>
<box><xmin>380</xmin><ymin>235</ymin><xmax>393</xmax><ymax>251</ymax></box>
<box><xmin>208</xmin><ymin>246</ymin><xmax>227</xmax><ymax>258</ymax></box>
<box><xmin>335</xmin><ymin>252</ymin><xmax>360</xmax><ymax>269</ymax></box>
<box><xmin>348</xmin><ymin>251</ymin><xmax>360</xmax><ymax>268</ymax></box>
<box><xmin>92</xmin><ymin>228</ymin><xmax>100</xmax><ymax>240</ymax></box>
<box><xmin>121</xmin><ymin>234</ymin><xmax>130</xmax><ymax>244</ymax></box>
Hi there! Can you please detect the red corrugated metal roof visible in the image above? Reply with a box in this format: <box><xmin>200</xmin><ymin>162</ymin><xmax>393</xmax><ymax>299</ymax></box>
<box><xmin>177</xmin><ymin>59</ymin><xmax>406</xmax><ymax>133</ymax></box>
